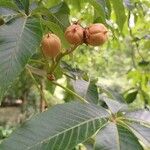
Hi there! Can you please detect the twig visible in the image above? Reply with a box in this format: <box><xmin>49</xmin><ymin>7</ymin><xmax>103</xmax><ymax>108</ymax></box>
<box><xmin>48</xmin><ymin>45</ymin><xmax>79</xmax><ymax>74</ymax></box>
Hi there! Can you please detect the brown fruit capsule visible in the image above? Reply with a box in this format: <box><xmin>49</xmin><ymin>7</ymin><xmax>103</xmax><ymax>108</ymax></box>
<box><xmin>85</xmin><ymin>23</ymin><xmax>108</xmax><ymax>46</ymax></box>
<box><xmin>41</xmin><ymin>33</ymin><xmax>61</xmax><ymax>58</ymax></box>
<box><xmin>65</xmin><ymin>24</ymin><xmax>84</xmax><ymax>45</ymax></box>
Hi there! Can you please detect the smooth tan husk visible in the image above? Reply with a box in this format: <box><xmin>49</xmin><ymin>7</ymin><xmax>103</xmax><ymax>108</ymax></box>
<box><xmin>85</xmin><ymin>23</ymin><xmax>108</xmax><ymax>46</ymax></box>
<box><xmin>65</xmin><ymin>24</ymin><xmax>84</xmax><ymax>45</ymax></box>
<box><xmin>41</xmin><ymin>33</ymin><xmax>61</xmax><ymax>58</ymax></box>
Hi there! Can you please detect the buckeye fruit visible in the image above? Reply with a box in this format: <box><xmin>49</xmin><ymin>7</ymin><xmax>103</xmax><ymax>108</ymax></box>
<box><xmin>65</xmin><ymin>24</ymin><xmax>84</xmax><ymax>45</ymax></box>
<box><xmin>41</xmin><ymin>33</ymin><xmax>61</xmax><ymax>58</ymax></box>
<box><xmin>85</xmin><ymin>23</ymin><xmax>108</xmax><ymax>46</ymax></box>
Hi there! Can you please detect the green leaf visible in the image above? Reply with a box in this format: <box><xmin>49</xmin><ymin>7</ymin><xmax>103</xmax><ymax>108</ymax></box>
<box><xmin>72</xmin><ymin>79</ymin><xmax>99</xmax><ymax>104</ymax></box>
<box><xmin>95</xmin><ymin>122</ymin><xmax>118</xmax><ymax>150</ymax></box>
<box><xmin>60</xmin><ymin>61</ymin><xmax>83</xmax><ymax>78</ymax></box>
<box><xmin>41</xmin><ymin>20</ymin><xmax>69</xmax><ymax>48</ymax></box>
<box><xmin>124</xmin><ymin>88</ymin><xmax>138</xmax><ymax>103</ymax></box>
<box><xmin>0</xmin><ymin>0</ymin><xmax>19</xmax><ymax>11</ymax></box>
<box><xmin>117</xmin><ymin>124</ymin><xmax>144</xmax><ymax>150</ymax></box>
<box><xmin>49</xmin><ymin>2</ymin><xmax>70</xmax><ymax>30</ymax></box>
<box><xmin>98</xmin><ymin>84</ymin><xmax>125</xmax><ymax>102</ymax></box>
<box><xmin>124</xmin><ymin>0</ymin><xmax>135</xmax><ymax>10</ymax></box>
<box><xmin>0</xmin><ymin>0</ymin><xmax>19</xmax><ymax>19</ymax></box>
<box><xmin>138</xmin><ymin>60</ymin><xmax>150</xmax><ymax>67</ymax></box>
<box><xmin>126</xmin><ymin>122</ymin><xmax>150</xmax><ymax>147</ymax></box>
<box><xmin>0</xmin><ymin>102</ymin><xmax>109</xmax><ymax>150</ymax></box>
<box><xmin>49</xmin><ymin>1</ymin><xmax>70</xmax><ymax>14</ymax></box>
<box><xmin>99</xmin><ymin>96</ymin><xmax>128</xmax><ymax>113</ymax></box>
<box><xmin>110</xmin><ymin>0</ymin><xmax>126</xmax><ymax>31</ymax></box>
<box><xmin>94</xmin><ymin>0</ymin><xmax>111</xmax><ymax>20</ymax></box>
<box><xmin>72</xmin><ymin>79</ymin><xmax>89</xmax><ymax>99</ymax></box>
<box><xmin>13</xmin><ymin>0</ymin><xmax>30</xmax><ymax>14</ymax></box>
<box><xmin>65</xmin><ymin>0</ymin><xmax>82</xmax><ymax>11</ymax></box>
<box><xmin>95</xmin><ymin>122</ymin><xmax>143</xmax><ymax>150</ymax></box>
<box><xmin>22</xmin><ymin>0</ymin><xmax>30</xmax><ymax>15</ymax></box>
<box><xmin>0</xmin><ymin>17</ymin><xmax>5</xmax><ymax>26</ymax></box>
<box><xmin>125</xmin><ymin>110</ymin><xmax>150</xmax><ymax>125</ymax></box>
<box><xmin>85</xmin><ymin>80</ymin><xmax>99</xmax><ymax>105</ymax></box>
<box><xmin>45</xmin><ymin>0</ymin><xmax>61</xmax><ymax>8</ymax></box>
<box><xmin>13</xmin><ymin>0</ymin><xmax>24</xmax><ymax>10</ymax></box>
<box><xmin>32</xmin><ymin>3</ymin><xmax>70</xmax><ymax>31</ymax></box>
<box><xmin>2</xmin><ymin>13</ymin><xmax>19</xmax><ymax>24</ymax></box>
<box><xmin>0</xmin><ymin>17</ymin><xmax>42</xmax><ymax>100</ymax></box>
<box><xmin>90</xmin><ymin>0</ymin><xmax>106</xmax><ymax>23</ymax></box>
<box><xmin>105</xmin><ymin>0</ymin><xmax>111</xmax><ymax>19</ymax></box>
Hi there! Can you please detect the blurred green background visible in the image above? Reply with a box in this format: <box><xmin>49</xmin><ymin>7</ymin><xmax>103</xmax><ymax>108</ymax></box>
<box><xmin>0</xmin><ymin>0</ymin><xmax>150</xmax><ymax>145</ymax></box>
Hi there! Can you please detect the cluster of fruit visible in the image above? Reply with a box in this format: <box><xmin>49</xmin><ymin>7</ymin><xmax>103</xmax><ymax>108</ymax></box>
<box><xmin>41</xmin><ymin>23</ymin><xmax>108</xmax><ymax>58</ymax></box>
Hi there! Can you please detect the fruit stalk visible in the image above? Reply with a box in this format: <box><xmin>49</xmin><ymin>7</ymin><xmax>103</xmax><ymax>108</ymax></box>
<box><xmin>48</xmin><ymin>44</ymin><xmax>78</xmax><ymax>75</ymax></box>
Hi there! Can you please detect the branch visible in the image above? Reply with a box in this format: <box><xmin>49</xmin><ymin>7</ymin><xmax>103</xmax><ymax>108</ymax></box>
<box><xmin>48</xmin><ymin>44</ymin><xmax>79</xmax><ymax>74</ymax></box>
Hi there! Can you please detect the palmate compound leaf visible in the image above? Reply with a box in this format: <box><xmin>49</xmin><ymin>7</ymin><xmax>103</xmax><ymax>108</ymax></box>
<box><xmin>0</xmin><ymin>17</ymin><xmax>42</xmax><ymax>100</ymax></box>
<box><xmin>95</xmin><ymin>122</ymin><xmax>144</xmax><ymax>150</ymax></box>
<box><xmin>0</xmin><ymin>102</ymin><xmax>109</xmax><ymax>150</ymax></box>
